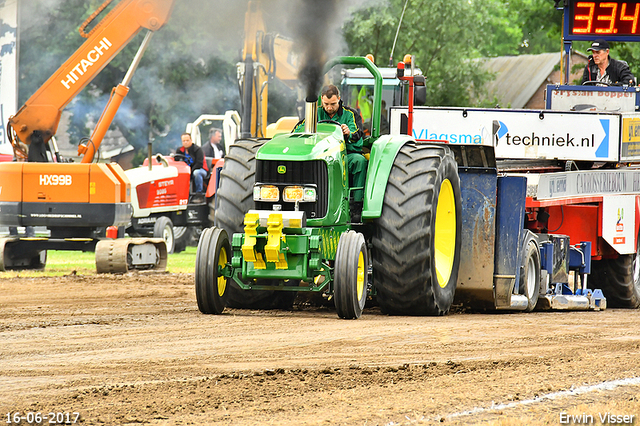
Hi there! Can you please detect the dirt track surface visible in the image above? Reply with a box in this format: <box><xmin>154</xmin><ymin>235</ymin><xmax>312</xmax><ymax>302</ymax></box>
<box><xmin>1</xmin><ymin>273</ymin><xmax>639</xmax><ymax>426</ymax></box>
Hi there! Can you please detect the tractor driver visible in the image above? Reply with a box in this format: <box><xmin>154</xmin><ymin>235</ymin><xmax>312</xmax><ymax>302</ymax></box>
<box><xmin>298</xmin><ymin>85</ymin><xmax>367</xmax><ymax>204</ymax></box>
<box><xmin>176</xmin><ymin>133</ymin><xmax>208</xmax><ymax>198</ymax></box>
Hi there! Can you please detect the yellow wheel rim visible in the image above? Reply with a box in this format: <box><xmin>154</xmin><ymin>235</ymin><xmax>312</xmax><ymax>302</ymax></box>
<box><xmin>434</xmin><ymin>179</ymin><xmax>456</xmax><ymax>288</ymax></box>
<box><xmin>356</xmin><ymin>250</ymin><xmax>365</xmax><ymax>300</ymax></box>
<box><xmin>217</xmin><ymin>247</ymin><xmax>228</xmax><ymax>297</ymax></box>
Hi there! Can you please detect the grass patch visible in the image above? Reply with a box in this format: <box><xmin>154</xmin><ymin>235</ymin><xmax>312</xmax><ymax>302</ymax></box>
<box><xmin>0</xmin><ymin>246</ymin><xmax>198</xmax><ymax>278</ymax></box>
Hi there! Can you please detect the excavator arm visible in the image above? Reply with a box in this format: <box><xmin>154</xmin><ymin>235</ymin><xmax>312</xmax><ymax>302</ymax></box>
<box><xmin>8</xmin><ymin>0</ymin><xmax>175</xmax><ymax>158</ymax></box>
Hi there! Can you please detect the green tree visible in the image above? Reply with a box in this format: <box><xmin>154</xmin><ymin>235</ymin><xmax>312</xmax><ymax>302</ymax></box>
<box><xmin>343</xmin><ymin>0</ymin><xmax>499</xmax><ymax>106</ymax></box>
<box><xmin>511</xmin><ymin>0</ymin><xmax>563</xmax><ymax>55</ymax></box>
<box><xmin>343</xmin><ymin>0</ymin><xmax>564</xmax><ymax>106</ymax></box>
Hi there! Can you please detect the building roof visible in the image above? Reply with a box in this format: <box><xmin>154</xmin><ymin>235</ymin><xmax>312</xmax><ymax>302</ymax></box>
<box><xmin>481</xmin><ymin>52</ymin><xmax>561</xmax><ymax>108</ymax></box>
<box><xmin>56</xmin><ymin>111</ymin><xmax>133</xmax><ymax>161</ymax></box>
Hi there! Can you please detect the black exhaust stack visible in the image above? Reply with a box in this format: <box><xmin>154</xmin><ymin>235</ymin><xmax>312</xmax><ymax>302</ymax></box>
<box><xmin>304</xmin><ymin>96</ymin><xmax>318</xmax><ymax>133</ymax></box>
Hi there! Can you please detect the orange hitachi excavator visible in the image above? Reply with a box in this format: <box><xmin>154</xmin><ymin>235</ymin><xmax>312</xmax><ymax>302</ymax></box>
<box><xmin>0</xmin><ymin>0</ymin><xmax>175</xmax><ymax>272</ymax></box>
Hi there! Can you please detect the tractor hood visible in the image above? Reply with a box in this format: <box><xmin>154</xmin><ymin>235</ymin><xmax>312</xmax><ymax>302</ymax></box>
<box><xmin>256</xmin><ymin>123</ymin><xmax>345</xmax><ymax>162</ymax></box>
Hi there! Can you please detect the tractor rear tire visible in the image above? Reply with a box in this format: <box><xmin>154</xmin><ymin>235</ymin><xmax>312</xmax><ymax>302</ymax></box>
<box><xmin>173</xmin><ymin>226</ymin><xmax>191</xmax><ymax>253</ymax></box>
<box><xmin>208</xmin><ymin>199</ymin><xmax>216</xmax><ymax>226</ymax></box>
<box><xmin>214</xmin><ymin>139</ymin><xmax>296</xmax><ymax>310</ymax></box>
<box><xmin>334</xmin><ymin>231</ymin><xmax>368</xmax><ymax>319</ymax></box>
<box><xmin>195</xmin><ymin>227</ymin><xmax>230</xmax><ymax>314</ymax></box>
<box><xmin>372</xmin><ymin>142</ymin><xmax>461</xmax><ymax>315</ymax></box>
<box><xmin>154</xmin><ymin>217</ymin><xmax>175</xmax><ymax>254</ymax></box>
<box><xmin>590</xmin><ymin>233</ymin><xmax>640</xmax><ymax>308</ymax></box>
<box><xmin>517</xmin><ymin>233</ymin><xmax>541</xmax><ymax>312</ymax></box>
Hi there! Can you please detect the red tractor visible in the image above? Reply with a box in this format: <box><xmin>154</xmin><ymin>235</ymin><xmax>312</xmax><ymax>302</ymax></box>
<box><xmin>124</xmin><ymin>112</ymin><xmax>240</xmax><ymax>252</ymax></box>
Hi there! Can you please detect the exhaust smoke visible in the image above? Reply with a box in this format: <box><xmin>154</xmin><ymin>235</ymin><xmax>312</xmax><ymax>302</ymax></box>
<box><xmin>292</xmin><ymin>0</ymin><xmax>343</xmax><ymax>101</ymax></box>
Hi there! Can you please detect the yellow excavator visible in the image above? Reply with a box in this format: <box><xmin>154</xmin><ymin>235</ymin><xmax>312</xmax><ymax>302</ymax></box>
<box><xmin>238</xmin><ymin>0</ymin><xmax>300</xmax><ymax>139</ymax></box>
<box><xmin>0</xmin><ymin>0</ymin><xmax>176</xmax><ymax>272</ymax></box>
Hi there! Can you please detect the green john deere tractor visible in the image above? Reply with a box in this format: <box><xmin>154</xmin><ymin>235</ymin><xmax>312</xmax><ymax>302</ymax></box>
<box><xmin>195</xmin><ymin>56</ymin><xmax>462</xmax><ymax>319</ymax></box>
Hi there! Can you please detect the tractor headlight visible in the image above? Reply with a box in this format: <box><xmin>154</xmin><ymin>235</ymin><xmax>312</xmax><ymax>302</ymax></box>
<box><xmin>303</xmin><ymin>187</ymin><xmax>317</xmax><ymax>202</ymax></box>
<box><xmin>283</xmin><ymin>186</ymin><xmax>316</xmax><ymax>202</ymax></box>
<box><xmin>253</xmin><ymin>185</ymin><xmax>279</xmax><ymax>202</ymax></box>
<box><xmin>283</xmin><ymin>186</ymin><xmax>303</xmax><ymax>202</ymax></box>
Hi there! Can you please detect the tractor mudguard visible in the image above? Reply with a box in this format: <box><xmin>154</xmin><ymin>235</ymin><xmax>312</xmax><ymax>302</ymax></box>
<box><xmin>362</xmin><ymin>134</ymin><xmax>414</xmax><ymax>219</ymax></box>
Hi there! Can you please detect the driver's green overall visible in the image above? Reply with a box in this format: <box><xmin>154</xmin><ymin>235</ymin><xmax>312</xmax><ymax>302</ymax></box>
<box><xmin>317</xmin><ymin>104</ymin><xmax>367</xmax><ymax>202</ymax></box>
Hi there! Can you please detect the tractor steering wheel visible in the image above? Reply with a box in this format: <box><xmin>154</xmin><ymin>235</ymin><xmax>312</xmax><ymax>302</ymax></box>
<box><xmin>582</xmin><ymin>81</ymin><xmax>610</xmax><ymax>86</ymax></box>
<box><xmin>319</xmin><ymin>120</ymin><xmax>350</xmax><ymax>142</ymax></box>
<box><xmin>173</xmin><ymin>153</ymin><xmax>187</xmax><ymax>162</ymax></box>
<box><xmin>318</xmin><ymin>119</ymin><xmax>341</xmax><ymax>126</ymax></box>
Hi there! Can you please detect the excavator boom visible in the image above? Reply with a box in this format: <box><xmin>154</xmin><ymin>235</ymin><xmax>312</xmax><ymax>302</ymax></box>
<box><xmin>8</xmin><ymin>0</ymin><xmax>174</xmax><ymax>149</ymax></box>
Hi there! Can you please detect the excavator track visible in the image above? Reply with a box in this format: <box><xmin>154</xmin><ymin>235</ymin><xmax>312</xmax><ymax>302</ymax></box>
<box><xmin>0</xmin><ymin>237</ymin><xmax>47</xmax><ymax>271</ymax></box>
<box><xmin>95</xmin><ymin>238</ymin><xmax>167</xmax><ymax>273</ymax></box>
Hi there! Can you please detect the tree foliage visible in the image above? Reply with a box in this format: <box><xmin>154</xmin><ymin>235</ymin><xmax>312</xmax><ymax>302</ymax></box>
<box><xmin>499</xmin><ymin>0</ymin><xmax>564</xmax><ymax>55</ymax></box>
<box><xmin>343</xmin><ymin>0</ymin><xmax>563</xmax><ymax>106</ymax></box>
<box><xmin>343</xmin><ymin>0</ymin><xmax>498</xmax><ymax>106</ymax></box>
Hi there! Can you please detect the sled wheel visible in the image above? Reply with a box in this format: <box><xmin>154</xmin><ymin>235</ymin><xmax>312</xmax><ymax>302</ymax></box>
<box><xmin>517</xmin><ymin>233</ymin><xmax>540</xmax><ymax>312</ymax></box>
<box><xmin>195</xmin><ymin>227</ymin><xmax>230</xmax><ymax>314</ymax></box>
<box><xmin>334</xmin><ymin>231</ymin><xmax>368</xmax><ymax>319</ymax></box>
<box><xmin>591</xmin><ymin>232</ymin><xmax>640</xmax><ymax>308</ymax></box>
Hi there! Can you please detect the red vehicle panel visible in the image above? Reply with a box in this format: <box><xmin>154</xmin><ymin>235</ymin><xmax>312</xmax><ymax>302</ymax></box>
<box><xmin>139</xmin><ymin>157</ymin><xmax>191</xmax><ymax>208</ymax></box>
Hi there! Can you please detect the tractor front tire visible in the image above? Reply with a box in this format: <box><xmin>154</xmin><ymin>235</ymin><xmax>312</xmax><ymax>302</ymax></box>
<box><xmin>214</xmin><ymin>139</ymin><xmax>296</xmax><ymax>310</ymax></box>
<box><xmin>154</xmin><ymin>217</ymin><xmax>175</xmax><ymax>254</ymax></box>
<box><xmin>334</xmin><ymin>231</ymin><xmax>368</xmax><ymax>319</ymax></box>
<box><xmin>195</xmin><ymin>227</ymin><xmax>230</xmax><ymax>314</ymax></box>
<box><xmin>590</xmin><ymin>233</ymin><xmax>640</xmax><ymax>308</ymax></box>
<box><xmin>372</xmin><ymin>142</ymin><xmax>461</xmax><ymax>315</ymax></box>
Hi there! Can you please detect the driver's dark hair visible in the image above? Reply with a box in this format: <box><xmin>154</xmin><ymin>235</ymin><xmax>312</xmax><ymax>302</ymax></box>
<box><xmin>181</xmin><ymin>132</ymin><xmax>191</xmax><ymax>138</ymax></box>
<box><xmin>321</xmin><ymin>84</ymin><xmax>340</xmax><ymax>99</ymax></box>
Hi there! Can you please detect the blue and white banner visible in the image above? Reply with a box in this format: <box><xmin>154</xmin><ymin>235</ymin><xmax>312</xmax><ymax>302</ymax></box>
<box><xmin>390</xmin><ymin>107</ymin><xmax>622</xmax><ymax>162</ymax></box>
<box><xmin>0</xmin><ymin>0</ymin><xmax>18</xmax><ymax>155</ymax></box>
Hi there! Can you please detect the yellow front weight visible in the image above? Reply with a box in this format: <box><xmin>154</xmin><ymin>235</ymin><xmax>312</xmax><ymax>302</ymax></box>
<box><xmin>265</xmin><ymin>213</ymin><xmax>288</xmax><ymax>269</ymax></box>
<box><xmin>242</xmin><ymin>212</ymin><xmax>266</xmax><ymax>269</ymax></box>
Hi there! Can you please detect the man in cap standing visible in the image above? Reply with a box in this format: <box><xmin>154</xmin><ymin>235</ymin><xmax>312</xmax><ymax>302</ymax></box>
<box><xmin>581</xmin><ymin>39</ymin><xmax>635</xmax><ymax>86</ymax></box>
